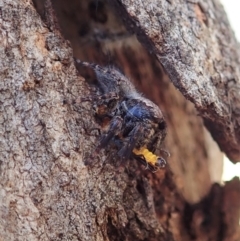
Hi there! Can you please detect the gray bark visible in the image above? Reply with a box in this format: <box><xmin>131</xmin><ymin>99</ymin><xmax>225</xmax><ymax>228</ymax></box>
<box><xmin>0</xmin><ymin>0</ymin><xmax>240</xmax><ymax>241</ymax></box>
<box><xmin>0</xmin><ymin>1</ymin><xmax>90</xmax><ymax>240</ymax></box>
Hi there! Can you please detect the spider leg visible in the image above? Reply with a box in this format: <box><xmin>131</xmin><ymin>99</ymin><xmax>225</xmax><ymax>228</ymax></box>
<box><xmin>84</xmin><ymin>117</ymin><xmax>122</xmax><ymax>166</ymax></box>
<box><xmin>99</xmin><ymin>116</ymin><xmax>123</xmax><ymax>148</ymax></box>
<box><xmin>141</xmin><ymin>155</ymin><xmax>149</xmax><ymax>170</ymax></box>
<box><xmin>118</xmin><ymin>124</ymin><xmax>143</xmax><ymax>161</ymax></box>
<box><xmin>152</xmin><ymin>146</ymin><xmax>170</xmax><ymax>160</ymax></box>
<box><xmin>150</xmin><ymin>166</ymin><xmax>158</xmax><ymax>173</ymax></box>
<box><xmin>160</xmin><ymin>148</ymin><xmax>170</xmax><ymax>157</ymax></box>
<box><xmin>144</xmin><ymin>159</ymin><xmax>149</xmax><ymax>170</ymax></box>
<box><xmin>132</xmin><ymin>153</ymin><xmax>160</xmax><ymax>172</ymax></box>
<box><xmin>131</xmin><ymin>153</ymin><xmax>147</xmax><ymax>168</ymax></box>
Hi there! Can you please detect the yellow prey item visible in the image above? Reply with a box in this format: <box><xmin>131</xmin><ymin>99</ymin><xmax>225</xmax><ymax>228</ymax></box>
<box><xmin>133</xmin><ymin>147</ymin><xmax>159</xmax><ymax>166</ymax></box>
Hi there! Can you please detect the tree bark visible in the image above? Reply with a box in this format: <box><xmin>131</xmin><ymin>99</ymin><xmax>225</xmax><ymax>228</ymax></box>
<box><xmin>0</xmin><ymin>0</ymin><xmax>239</xmax><ymax>241</ymax></box>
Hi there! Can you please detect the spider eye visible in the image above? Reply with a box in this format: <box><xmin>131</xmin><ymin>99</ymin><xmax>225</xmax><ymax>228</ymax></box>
<box><xmin>156</xmin><ymin>157</ymin><xmax>167</xmax><ymax>168</ymax></box>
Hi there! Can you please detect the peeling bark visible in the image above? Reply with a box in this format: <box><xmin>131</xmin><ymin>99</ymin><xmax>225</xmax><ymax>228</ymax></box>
<box><xmin>0</xmin><ymin>0</ymin><xmax>240</xmax><ymax>241</ymax></box>
<box><xmin>111</xmin><ymin>0</ymin><xmax>240</xmax><ymax>162</ymax></box>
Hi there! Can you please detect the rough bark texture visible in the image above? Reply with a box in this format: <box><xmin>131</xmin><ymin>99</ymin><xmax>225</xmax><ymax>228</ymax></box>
<box><xmin>0</xmin><ymin>0</ymin><xmax>240</xmax><ymax>241</ymax></box>
<box><xmin>112</xmin><ymin>0</ymin><xmax>240</xmax><ymax>162</ymax></box>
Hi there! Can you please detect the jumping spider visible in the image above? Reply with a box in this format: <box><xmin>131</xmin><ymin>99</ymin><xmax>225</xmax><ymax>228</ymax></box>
<box><xmin>76</xmin><ymin>59</ymin><xmax>168</xmax><ymax>172</ymax></box>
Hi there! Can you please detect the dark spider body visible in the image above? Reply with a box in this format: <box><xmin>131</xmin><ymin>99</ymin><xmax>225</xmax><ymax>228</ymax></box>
<box><xmin>76</xmin><ymin>59</ymin><xmax>168</xmax><ymax>171</ymax></box>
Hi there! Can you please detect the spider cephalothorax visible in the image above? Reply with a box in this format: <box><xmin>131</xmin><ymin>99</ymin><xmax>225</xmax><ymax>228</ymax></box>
<box><xmin>76</xmin><ymin>59</ymin><xmax>168</xmax><ymax>172</ymax></box>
